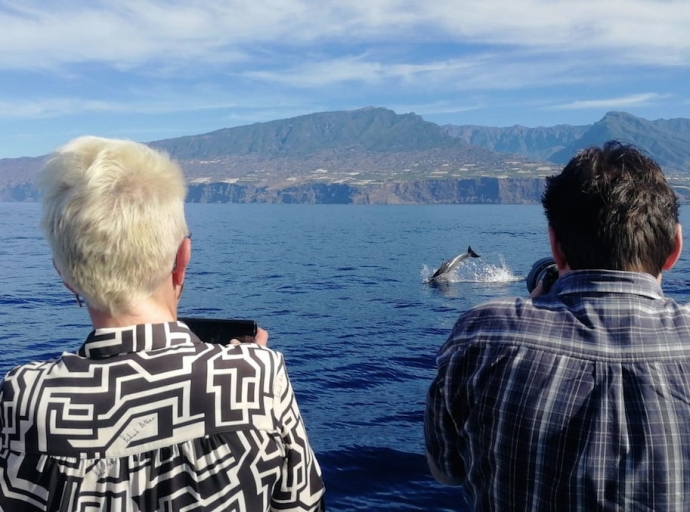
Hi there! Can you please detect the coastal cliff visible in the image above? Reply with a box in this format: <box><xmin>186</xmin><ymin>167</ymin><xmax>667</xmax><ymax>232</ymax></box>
<box><xmin>3</xmin><ymin>108</ymin><xmax>690</xmax><ymax>204</ymax></box>
<box><xmin>185</xmin><ymin>177</ymin><xmax>545</xmax><ymax>204</ymax></box>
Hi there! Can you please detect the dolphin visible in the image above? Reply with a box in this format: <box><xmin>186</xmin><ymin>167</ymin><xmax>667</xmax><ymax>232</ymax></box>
<box><xmin>430</xmin><ymin>246</ymin><xmax>480</xmax><ymax>281</ymax></box>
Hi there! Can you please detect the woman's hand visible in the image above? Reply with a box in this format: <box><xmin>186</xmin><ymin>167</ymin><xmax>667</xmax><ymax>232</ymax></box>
<box><xmin>253</xmin><ymin>327</ymin><xmax>269</xmax><ymax>346</ymax></box>
<box><xmin>231</xmin><ymin>327</ymin><xmax>269</xmax><ymax>346</ymax></box>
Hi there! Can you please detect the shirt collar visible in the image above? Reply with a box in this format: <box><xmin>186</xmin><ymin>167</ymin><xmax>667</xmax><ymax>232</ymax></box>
<box><xmin>550</xmin><ymin>269</ymin><xmax>664</xmax><ymax>301</ymax></box>
<box><xmin>78</xmin><ymin>322</ymin><xmax>199</xmax><ymax>359</ymax></box>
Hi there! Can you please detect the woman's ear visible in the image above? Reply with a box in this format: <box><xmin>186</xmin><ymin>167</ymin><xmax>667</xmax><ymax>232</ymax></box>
<box><xmin>172</xmin><ymin>237</ymin><xmax>192</xmax><ymax>286</ymax></box>
<box><xmin>53</xmin><ymin>258</ymin><xmax>75</xmax><ymax>292</ymax></box>
<box><xmin>53</xmin><ymin>259</ymin><xmax>82</xmax><ymax>306</ymax></box>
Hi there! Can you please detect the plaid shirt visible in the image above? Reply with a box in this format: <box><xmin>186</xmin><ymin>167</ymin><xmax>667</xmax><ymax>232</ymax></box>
<box><xmin>425</xmin><ymin>270</ymin><xmax>690</xmax><ymax>511</ymax></box>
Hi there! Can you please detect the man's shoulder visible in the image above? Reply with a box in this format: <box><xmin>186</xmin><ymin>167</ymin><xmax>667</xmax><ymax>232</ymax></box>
<box><xmin>445</xmin><ymin>296</ymin><xmax>538</xmax><ymax>344</ymax></box>
<box><xmin>457</xmin><ymin>295</ymin><xmax>536</xmax><ymax>322</ymax></box>
<box><xmin>443</xmin><ymin>288</ymin><xmax>690</xmax><ymax>361</ymax></box>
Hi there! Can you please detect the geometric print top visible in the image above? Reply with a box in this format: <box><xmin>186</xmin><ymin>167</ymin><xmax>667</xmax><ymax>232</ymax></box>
<box><xmin>0</xmin><ymin>322</ymin><xmax>325</xmax><ymax>511</ymax></box>
<box><xmin>426</xmin><ymin>270</ymin><xmax>690</xmax><ymax>512</ymax></box>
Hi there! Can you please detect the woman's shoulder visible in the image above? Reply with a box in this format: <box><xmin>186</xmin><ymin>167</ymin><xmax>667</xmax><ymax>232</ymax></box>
<box><xmin>2</xmin><ymin>355</ymin><xmax>64</xmax><ymax>383</ymax></box>
<box><xmin>206</xmin><ymin>342</ymin><xmax>286</xmax><ymax>374</ymax></box>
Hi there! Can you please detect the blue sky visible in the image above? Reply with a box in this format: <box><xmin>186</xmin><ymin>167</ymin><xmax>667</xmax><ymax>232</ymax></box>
<box><xmin>1</xmin><ymin>0</ymin><xmax>690</xmax><ymax>158</ymax></box>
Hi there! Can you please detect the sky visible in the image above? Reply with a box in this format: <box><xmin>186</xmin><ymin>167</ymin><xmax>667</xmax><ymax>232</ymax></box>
<box><xmin>1</xmin><ymin>0</ymin><xmax>690</xmax><ymax>158</ymax></box>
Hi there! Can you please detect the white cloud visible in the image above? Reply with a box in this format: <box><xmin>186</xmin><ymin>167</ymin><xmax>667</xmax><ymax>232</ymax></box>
<box><xmin>550</xmin><ymin>93</ymin><xmax>671</xmax><ymax>110</ymax></box>
<box><xmin>1</xmin><ymin>0</ymin><xmax>689</xmax><ymax>158</ymax></box>
<box><xmin>0</xmin><ymin>98</ymin><xmax>119</xmax><ymax>118</ymax></box>
<box><xmin>243</xmin><ymin>55</ymin><xmax>385</xmax><ymax>87</ymax></box>
<box><xmin>390</xmin><ymin>101</ymin><xmax>484</xmax><ymax>117</ymax></box>
<box><xmin>0</xmin><ymin>92</ymin><xmax>321</xmax><ymax>120</ymax></box>
<box><xmin>243</xmin><ymin>51</ymin><xmax>596</xmax><ymax>92</ymax></box>
<box><xmin>0</xmin><ymin>97</ymin><xmax>224</xmax><ymax>119</ymax></box>
<box><xmin>0</xmin><ymin>0</ymin><xmax>689</xmax><ymax>72</ymax></box>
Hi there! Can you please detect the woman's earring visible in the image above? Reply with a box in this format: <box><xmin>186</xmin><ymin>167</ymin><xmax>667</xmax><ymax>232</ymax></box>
<box><xmin>75</xmin><ymin>294</ymin><xmax>83</xmax><ymax>308</ymax></box>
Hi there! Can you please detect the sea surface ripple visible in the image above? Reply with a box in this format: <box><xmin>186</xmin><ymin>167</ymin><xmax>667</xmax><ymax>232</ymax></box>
<box><xmin>3</xmin><ymin>203</ymin><xmax>690</xmax><ymax>511</ymax></box>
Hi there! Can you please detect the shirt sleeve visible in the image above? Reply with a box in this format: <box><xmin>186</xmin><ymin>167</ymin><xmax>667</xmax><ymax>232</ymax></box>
<box><xmin>0</xmin><ymin>377</ymin><xmax>5</xmax><ymax>449</ymax></box>
<box><xmin>271</xmin><ymin>354</ymin><xmax>326</xmax><ymax>511</ymax></box>
<box><xmin>424</xmin><ymin>351</ymin><xmax>467</xmax><ymax>486</ymax></box>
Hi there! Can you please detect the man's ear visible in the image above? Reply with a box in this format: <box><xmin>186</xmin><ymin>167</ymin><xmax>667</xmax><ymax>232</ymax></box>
<box><xmin>172</xmin><ymin>237</ymin><xmax>192</xmax><ymax>286</ymax></box>
<box><xmin>662</xmin><ymin>224</ymin><xmax>683</xmax><ymax>271</ymax></box>
<box><xmin>548</xmin><ymin>226</ymin><xmax>568</xmax><ymax>271</ymax></box>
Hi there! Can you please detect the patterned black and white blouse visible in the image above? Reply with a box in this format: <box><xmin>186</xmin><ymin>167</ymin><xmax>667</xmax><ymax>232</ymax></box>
<box><xmin>0</xmin><ymin>322</ymin><xmax>325</xmax><ymax>511</ymax></box>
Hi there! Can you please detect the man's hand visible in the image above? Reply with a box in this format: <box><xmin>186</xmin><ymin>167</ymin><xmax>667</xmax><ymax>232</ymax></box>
<box><xmin>530</xmin><ymin>267</ymin><xmax>559</xmax><ymax>298</ymax></box>
<box><xmin>530</xmin><ymin>280</ymin><xmax>546</xmax><ymax>298</ymax></box>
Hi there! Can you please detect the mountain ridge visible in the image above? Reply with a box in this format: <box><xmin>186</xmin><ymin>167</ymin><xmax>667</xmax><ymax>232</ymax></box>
<box><xmin>149</xmin><ymin>107</ymin><xmax>469</xmax><ymax>158</ymax></box>
<box><xmin>1</xmin><ymin>107</ymin><xmax>689</xmax><ymax>204</ymax></box>
<box><xmin>444</xmin><ymin>111</ymin><xmax>690</xmax><ymax>175</ymax></box>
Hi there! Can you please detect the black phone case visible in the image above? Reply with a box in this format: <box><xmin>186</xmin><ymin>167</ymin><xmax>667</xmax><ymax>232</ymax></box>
<box><xmin>179</xmin><ymin>317</ymin><xmax>257</xmax><ymax>344</ymax></box>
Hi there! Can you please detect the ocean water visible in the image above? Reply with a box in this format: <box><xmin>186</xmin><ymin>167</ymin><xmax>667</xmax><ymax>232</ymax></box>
<box><xmin>3</xmin><ymin>202</ymin><xmax>690</xmax><ymax>511</ymax></box>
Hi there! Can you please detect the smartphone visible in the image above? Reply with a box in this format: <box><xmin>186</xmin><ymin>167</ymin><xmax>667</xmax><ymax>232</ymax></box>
<box><xmin>179</xmin><ymin>317</ymin><xmax>257</xmax><ymax>345</ymax></box>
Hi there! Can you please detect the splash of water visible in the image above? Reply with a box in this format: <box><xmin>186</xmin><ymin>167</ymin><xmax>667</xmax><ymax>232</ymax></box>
<box><xmin>422</xmin><ymin>255</ymin><xmax>522</xmax><ymax>283</ymax></box>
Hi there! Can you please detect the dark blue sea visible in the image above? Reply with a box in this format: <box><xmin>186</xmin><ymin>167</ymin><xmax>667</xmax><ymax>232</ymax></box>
<box><xmin>3</xmin><ymin>203</ymin><xmax>690</xmax><ymax>511</ymax></box>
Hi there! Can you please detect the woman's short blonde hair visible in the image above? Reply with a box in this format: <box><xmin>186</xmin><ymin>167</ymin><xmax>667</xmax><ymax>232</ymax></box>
<box><xmin>38</xmin><ymin>136</ymin><xmax>188</xmax><ymax>315</ymax></box>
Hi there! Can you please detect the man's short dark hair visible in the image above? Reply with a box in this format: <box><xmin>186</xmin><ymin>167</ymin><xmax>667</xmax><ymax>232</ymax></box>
<box><xmin>542</xmin><ymin>140</ymin><xmax>679</xmax><ymax>275</ymax></box>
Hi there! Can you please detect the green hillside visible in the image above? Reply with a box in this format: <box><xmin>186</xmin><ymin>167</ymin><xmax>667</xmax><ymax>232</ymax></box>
<box><xmin>149</xmin><ymin>107</ymin><xmax>471</xmax><ymax>159</ymax></box>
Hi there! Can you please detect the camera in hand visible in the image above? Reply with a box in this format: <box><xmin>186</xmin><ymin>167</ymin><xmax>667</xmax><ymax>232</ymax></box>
<box><xmin>179</xmin><ymin>317</ymin><xmax>257</xmax><ymax>345</ymax></box>
<box><xmin>526</xmin><ymin>257</ymin><xmax>559</xmax><ymax>294</ymax></box>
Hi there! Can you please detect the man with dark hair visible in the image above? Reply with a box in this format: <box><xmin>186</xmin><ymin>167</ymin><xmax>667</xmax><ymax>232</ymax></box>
<box><xmin>425</xmin><ymin>141</ymin><xmax>689</xmax><ymax>510</ymax></box>
<box><xmin>543</xmin><ymin>141</ymin><xmax>679</xmax><ymax>274</ymax></box>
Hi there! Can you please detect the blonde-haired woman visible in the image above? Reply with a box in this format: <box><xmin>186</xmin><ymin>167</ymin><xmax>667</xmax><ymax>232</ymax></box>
<box><xmin>0</xmin><ymin>137</ymin><xmax>325</xmax><ymax>511</ymax></box>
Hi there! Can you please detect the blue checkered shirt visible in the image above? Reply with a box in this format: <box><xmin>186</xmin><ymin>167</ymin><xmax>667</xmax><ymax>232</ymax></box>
<box><xmin>425</xmin><ymin>270</ymin><xmax>690</xmax><ymax>511</ymax></box>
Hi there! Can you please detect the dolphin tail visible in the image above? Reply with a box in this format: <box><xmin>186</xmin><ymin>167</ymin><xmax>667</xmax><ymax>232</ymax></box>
<box><xmin>467</xmin><ymin>246</ymin><xmax>480</xmax><ymax>258</ymax></box>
